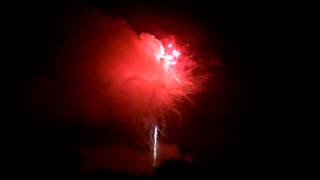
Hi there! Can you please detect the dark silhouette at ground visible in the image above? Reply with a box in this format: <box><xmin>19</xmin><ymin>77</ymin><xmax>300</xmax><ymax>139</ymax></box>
<box><xmin>153</xmin><ymin>160</ymin><xmax>200</xmax><ymax>179</ymax></box>
<box><xmin>82</xmin><ymin>159</ymin><xmax>201</xmax><ymax>179</ymax></box>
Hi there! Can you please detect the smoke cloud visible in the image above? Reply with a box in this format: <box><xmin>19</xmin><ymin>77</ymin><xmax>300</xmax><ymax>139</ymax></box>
<box><xmin>30</xmin><ymin>9</ymin><xmax>202</xmax><ymax>129</ymax></box>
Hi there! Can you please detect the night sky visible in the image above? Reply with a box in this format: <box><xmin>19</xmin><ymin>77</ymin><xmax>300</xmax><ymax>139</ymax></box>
<box><xmin>4</xmin><ymin>0</ymin><xmax>281</xmax><ymax>178</ymax></box>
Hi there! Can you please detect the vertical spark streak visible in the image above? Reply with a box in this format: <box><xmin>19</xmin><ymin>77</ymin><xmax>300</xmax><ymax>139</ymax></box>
<box><xmin>153</xmin><ymin>125</ymin><xmax>158</xmax><ymax>167</ymax></box>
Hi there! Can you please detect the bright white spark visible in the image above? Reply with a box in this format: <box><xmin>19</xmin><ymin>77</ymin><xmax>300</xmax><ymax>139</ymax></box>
<box><xmin>155</xmin><ymin>43</ymin><xmax>180</xmax><ymax>72</ymax></box>
<box><xmin>153</xmin><ymin>125</ymin><xmax>158</xmax><ymax>167</ymax></box>
<box><xmin>164</xmin><ymin>54</ymin><xmax>173</xmax><ymax>61</ymax></box>
<box><xmin>172</xmin><ymin>49</ymin><xmax>180</xmax><ymax>57</ymax></box>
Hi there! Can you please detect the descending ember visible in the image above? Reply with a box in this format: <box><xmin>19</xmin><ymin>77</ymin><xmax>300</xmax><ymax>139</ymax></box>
<box><xmin>143</xmin><ymin>37</ymin><xmax>193</xmax><ymax>167</ymax></box>
<box><xmin>153</xmin><ymin>125</ymin><xmax>158</xmax><ymax>167</ymax></box>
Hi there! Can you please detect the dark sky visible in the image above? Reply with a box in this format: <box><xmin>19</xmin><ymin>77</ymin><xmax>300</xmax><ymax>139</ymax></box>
<box><xmin>4</xmin><ymin>0</ymin><xmax>282</xmax><ymax>178</ymax></box>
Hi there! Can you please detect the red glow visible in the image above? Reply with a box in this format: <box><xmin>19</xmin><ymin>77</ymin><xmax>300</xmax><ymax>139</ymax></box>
<box><xmin>31</xmin><ymin>14</ymin><xmax>202</xmax><ymax>129</ymax></box>
<box><xmin>95</xmin><ymin>32</ymin><xmax>201</xmax><ymax>127</ymax></box>
<box><xmin>28</xmin><ymin>10</ymin><xmax>208</xmax><ymax>174</ymax></box>
<box><xmin>102</xmin><ymin>30</ymin><xmax>198</xmax><ymax>126</ymax></box>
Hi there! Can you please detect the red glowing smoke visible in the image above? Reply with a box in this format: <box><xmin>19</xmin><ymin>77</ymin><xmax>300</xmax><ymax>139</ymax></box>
<box><xmin>30</xmin><ymin>10</ymin><xmax>203</xmax><ymax>128</ymax></box>
<box><xmin>30</xmin><ymin>8</ymin><xmax>210</xmax><ymax>173</ymax></box>
<box><xmin>100</xmin><ymin>32</ymin><xmax>200</xmax><ymax>127</ymax></box>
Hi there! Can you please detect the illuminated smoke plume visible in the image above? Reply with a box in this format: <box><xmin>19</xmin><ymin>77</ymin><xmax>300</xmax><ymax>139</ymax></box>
<box><xmin>30</xmin><ymin>10</ymin><xmax>204</xmax><ymax>128</ymax></box>
<box><xmin>30</xmin><ymin>9</ymin><xmax>206</xmax><ymax>171</ymax></box>
<box><xmin>104</xmin><ymin>32</ymin><xmax>200</xmax><ymax>128</ymax></box>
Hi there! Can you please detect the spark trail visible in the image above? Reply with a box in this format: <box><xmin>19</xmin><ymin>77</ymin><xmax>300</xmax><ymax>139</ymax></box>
<box><xmin>153</xmin><ymin>125</ymin><xmax>158</xmax><ymax>167</ymax></box>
